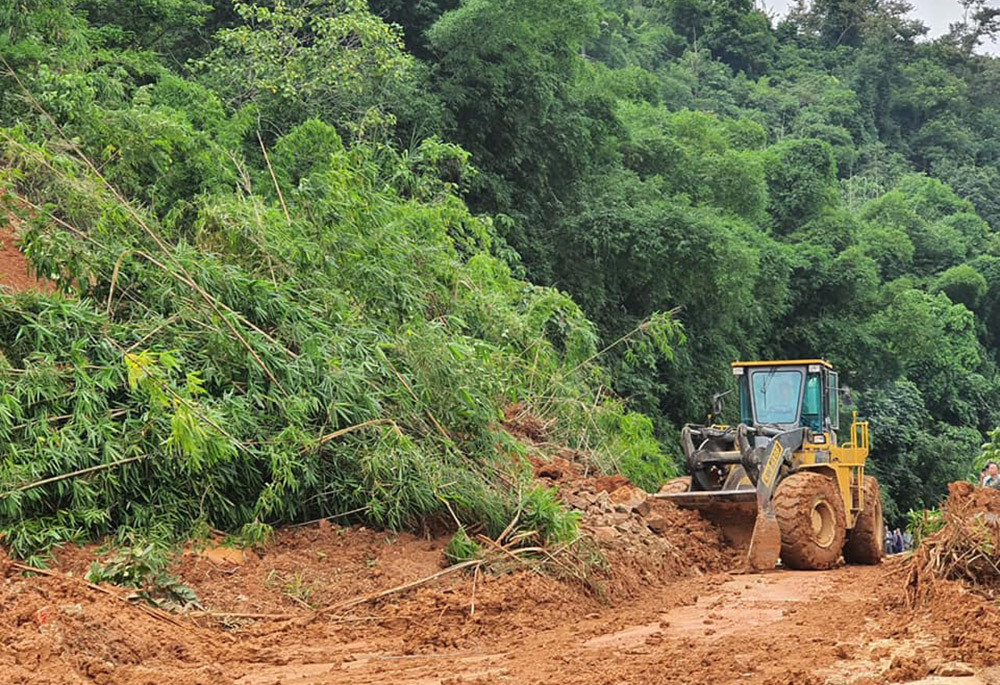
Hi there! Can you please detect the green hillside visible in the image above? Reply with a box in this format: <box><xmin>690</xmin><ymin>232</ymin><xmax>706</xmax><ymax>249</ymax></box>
<box><xmin>2</xmin><ymin>0</ymin><xmax>999</xmax><ymax>558</ymax></box>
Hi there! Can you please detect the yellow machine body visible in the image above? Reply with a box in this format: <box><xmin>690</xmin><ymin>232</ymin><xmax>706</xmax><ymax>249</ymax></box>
<box><xmin>658</xmin><ymin>358</ymin><xmax>877</xmax><ymax>570</ymax></box>
<box><xmin>732</xmin><ymin>359</ymin><xmax>870</xmax><ymax>530</ymax></box>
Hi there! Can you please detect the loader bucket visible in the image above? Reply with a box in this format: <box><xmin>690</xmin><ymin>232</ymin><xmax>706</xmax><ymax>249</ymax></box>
<box><xmin>654</xmin><ymin>489</ymin><xmax>782</xmax><ymax>570</ymax></box>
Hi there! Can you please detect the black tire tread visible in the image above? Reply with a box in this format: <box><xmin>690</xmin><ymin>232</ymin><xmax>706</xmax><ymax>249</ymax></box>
<box><xmin>843</xmin><ymin>476</ymin><xmax>884</xmax><ymax>565</ymax></box>
<box><xmin>773</xmin><ymin>471</ymin><xmax>847</xmax><ymax>570</ymax></box>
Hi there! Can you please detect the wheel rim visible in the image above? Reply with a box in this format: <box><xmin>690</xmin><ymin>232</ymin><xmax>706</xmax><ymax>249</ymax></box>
<box><xmin>810</xmin><ymin>499</ymin><xmax>836</xmax><ymax>548</ymax></box>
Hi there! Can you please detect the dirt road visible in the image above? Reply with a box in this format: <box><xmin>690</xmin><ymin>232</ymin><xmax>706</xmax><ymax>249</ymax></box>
<box><xmin>6</xmin><ymin>466</ymin><xmax>1000</xmax><ymax>684</ymax></box>
<box><xmin>4</xmin><ymin>524</ymin><xmax>1000</xmax><ymax>684</ymax></box>
<box><xmin>229</xmin><ymin>562</ymin><xmax>997</xmax><ymax>685</ymax></box>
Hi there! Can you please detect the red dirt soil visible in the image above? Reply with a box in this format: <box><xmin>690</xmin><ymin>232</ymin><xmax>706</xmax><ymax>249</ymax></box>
<box><xmin>0</xmin><ymin>214</ymin><xmax>52</xmax><ymax>293</ymax></box>
<box><xmin>5</xmin><ymin>472</ymin><xmax>1000</xmax><ymax>684</ymax></box>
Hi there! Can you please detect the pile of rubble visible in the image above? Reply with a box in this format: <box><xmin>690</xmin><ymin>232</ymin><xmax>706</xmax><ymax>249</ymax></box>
<box><xmin>534</xmin><ymin>457</ymin><xmax>735</xmax><ymax>586</ymax></box>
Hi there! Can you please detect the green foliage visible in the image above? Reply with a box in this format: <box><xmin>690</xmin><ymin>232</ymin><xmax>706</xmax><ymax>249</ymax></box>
<box><xmin>519</xmin><ymin>486</ymin><xmax>581</xmax><ymax>546</ymax></box>
<box><xmin>198</xmin><ymin>0</ymin><xmax>428</xmax><ymax>136</ymax></box>
<box><xmin>978</xmin><ymin>427</ymin><xmax>1000</xmax><ymax>472</ymax></box>
<box><xmin>0</xmin><ymin>58</ymin><xmax>681</xmax><ymax>557</ymax></box>
<box><xmin>425</xmin><ymin>0</ymin><xmax>607</xmax><ymax>276</ymax></box>
<box><xmin>763</xmin><ymin>139</ymin><xmax>838</xmax><ymax>234</ymax></box>
<box><xmin>935</xmin><ymin>264</ymin><xmax>989</xmax><ymax>310</ymax></box>
<box><xmin>11</xmin><ymin>0</ymin><xmax>1000</xmax><ymax>540</ymax></box>
<box><xmin>86</xmin><ymin>542</ymin><xmax>201</xmax><ymax>610</ymax></box>
<box><xmin>444</xmin><ymin>527</ymin><xmax>483</xmax><ymax>563</ymax></box>
<box><xmin>906</xmin><ymin>508</ymin><xmax>945</xmax><ymax>547</ymax></box>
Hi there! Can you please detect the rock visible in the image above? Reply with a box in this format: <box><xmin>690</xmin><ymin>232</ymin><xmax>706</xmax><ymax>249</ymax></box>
<box><xmin>934</xmin><ymin>662</ymin><xmax>975</xmax><ymax>677</ymax></box>
<box><xmin>646</xmin><ymin>513</ymin><xmax>670</xmax><ymax>535</ymax></box>
<box><xmin>594</xmin><ymin>491</ymin><xmax>613</xmax><ymax>513</ymax></box>
<box><xmin>610</xmin><ymin>486</ymin><xmax>648</xmax><ymax>513</ymax></box>
<box><xmin>635</xmin><ymin>499</ymin><xmax>652</xmax><ymax>517</ymax></box>
<box><xmin>607</xmin><ymin>512</ymin><xmax>631</xmax><ymax>526</ymax></box>
<box><xmin>536</xmin><ymin>465</ymin><xmax>563</xmax><ymax>480</ymax></box>
<box><xmin>591</xmin><ymin>526</ymin><xmax>618</xmax><ymax>543</ymax></box>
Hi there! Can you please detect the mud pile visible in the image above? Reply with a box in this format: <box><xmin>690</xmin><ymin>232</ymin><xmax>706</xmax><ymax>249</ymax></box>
<box><xmin>0</xmin><ymin>451</ymin><xmax>741</xmax><ymax>683</ymax></box>
<box><xmin>534</xmin><ymin>455</ymin><xmax>736</xmax><ymax>595</ymax></box>
<box><xmin>0</xmin><ymin>561</ymin><xmax>228</xmax><ymax>684</ymax></box>
<box><xmin>908</xmin><ymin>481</ymin><xmax>1000</xmax><ymax>600</ymax></box>
<box><xmin>0</xmin><ymin>216</ymin><xmax>52</xmax><ymax>293</ymax></box>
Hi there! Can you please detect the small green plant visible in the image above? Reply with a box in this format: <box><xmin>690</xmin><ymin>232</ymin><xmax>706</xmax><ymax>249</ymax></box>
<box><xmin>238</xmin><ymin>522</ymin><xmax>275</xmax><ymax>549</ymax></box>
<box><xmin>445</xmin><ymin>526</ymin><xmax>483</xmax><ymax>563</ymax></box>
<box><xmin>520</xmin><ymin>487</ymin><xmax>582</xmax><ymax>546</ymax></box>
<box><xmin>86</xmin><ymin>544</ymin><xmax>201</xmax><ymax>611</ymax></box>
<box><xmin>907</xmin><ymin>508</ymin><xmax>945</xmax><ymax>546</ymax></box>
<box><xmin>266</xmin><ymin>569</ymin><xmax>315</xmax><ymax>607</ymax></box>
<box><xmin>282</xmin><ymin>572</ymin><xmax>314</xmax><ymax>605</ymax></box>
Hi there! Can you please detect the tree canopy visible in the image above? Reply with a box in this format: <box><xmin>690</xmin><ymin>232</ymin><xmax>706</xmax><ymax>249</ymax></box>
<box><xmin>4</xmin><ymin>0</ymin><xmax>1000</xmax><ymax>551</ymax></box>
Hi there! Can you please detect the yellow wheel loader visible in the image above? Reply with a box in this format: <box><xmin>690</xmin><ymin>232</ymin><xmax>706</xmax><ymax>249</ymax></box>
<box><xmin>656</xmin><ymin>360</ymin><xmax>884</xmax><ymax>571</ymax></box>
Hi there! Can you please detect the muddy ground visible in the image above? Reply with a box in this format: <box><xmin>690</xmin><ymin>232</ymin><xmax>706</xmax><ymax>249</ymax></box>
<box><xmin>3</xmin><ymin>528</ymin><xmax>999</xmax><ymax>685</ymax></box>
<box><xmin>4</xmin><ymin>459</ymin><xmax>1000</xmax><ymax>685</ymax></box>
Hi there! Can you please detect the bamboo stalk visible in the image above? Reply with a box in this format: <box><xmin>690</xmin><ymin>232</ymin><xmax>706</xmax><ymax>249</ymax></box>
<box><xmin>0</xmin><ymin>73</ymin><xmax>293</xmax><ymax>393</ymax></box>
<box><xmin>317</xmin><ymin>559</ymin><xmax>482</xmax><ymax>615</ymax></box>
<box><xmin>317</xmin><ymin>419</ymin><xmax>396</xmax><ymax>445</ymax></box>
<box><xmin>258</xmin><ymin>132</ymin><xmax>291</xmax><ymax>224</ymax></box>
<box><xmin>4</xmin><ymin>455</ymin><xmax>148</xmax><ymax>496</ymax></box>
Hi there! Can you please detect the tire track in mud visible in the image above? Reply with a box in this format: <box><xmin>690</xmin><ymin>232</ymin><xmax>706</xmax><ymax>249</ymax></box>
<box><xmin>233</xmin><ymin>563</ymin><xmax>996</xmax><ymax>685</ymax></box>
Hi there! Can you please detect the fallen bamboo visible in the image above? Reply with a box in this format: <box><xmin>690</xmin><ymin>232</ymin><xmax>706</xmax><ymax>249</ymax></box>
<box><xmin>317</xmin><ymin>558</ymin><xmax>482</xmax><ymax>615</ymax></box>
<box><xmin>3</xmin><ymin>455</ymin><xmax>149</xmax><ymax>497</ymax></box>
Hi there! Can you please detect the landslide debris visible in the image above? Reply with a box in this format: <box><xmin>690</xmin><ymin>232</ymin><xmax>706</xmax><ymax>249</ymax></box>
<box><xmin>534</xmin><ymin>455</ymin><xmax>737</xmax><ymax>595</ymax></box>
<box><xmin>900</xmin><ymin>481</ymin><xmax>1000</xmax><ymax>670</ymax></box>
<box><xmin>907</xmin><ymin>481</ymin><xmax>1000</xmax><ymax>599</ymax></box>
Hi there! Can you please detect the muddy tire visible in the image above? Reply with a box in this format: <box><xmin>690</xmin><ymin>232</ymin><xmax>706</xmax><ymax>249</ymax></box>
<box><xmin>658</xmin><ymin>476</ymin><xmax>691</xmax><ymax>495</ymax></box>
<box><xmin>773</xmin><ymin>472</ymin><xmax>847</xmax><ymax>570</ymax></box>
<box><xmin>843</xmin><ymin>476</ymin><xmax>884</xmax><ymax>565</ymax></box>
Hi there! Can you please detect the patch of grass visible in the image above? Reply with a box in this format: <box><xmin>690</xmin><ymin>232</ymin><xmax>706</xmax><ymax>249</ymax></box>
<box><xmin>445</xmin><ymin>527</ymin><xmax>483</xmax><ymax>563</ymax></box>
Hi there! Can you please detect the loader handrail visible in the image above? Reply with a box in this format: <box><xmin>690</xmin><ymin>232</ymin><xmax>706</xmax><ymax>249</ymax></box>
<box><xmin>840</xmin><ymin>411</ymin><xmax>869</xmax><ymax>461</ymax></box>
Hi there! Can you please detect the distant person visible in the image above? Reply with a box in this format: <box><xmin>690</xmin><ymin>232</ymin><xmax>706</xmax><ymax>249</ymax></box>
<box><xmin>902</xmin><ymin>530</ymin><xmax>913</xmax><ymax>552</ymax></box>
<box><xmin>884</xmin><ymin>525</ymin><xmax>893</xmax><ymax>554</ymax></box>
<box><xmin>981</xmin><ymin>467</ymin><xmax>989</xmax><ymax>487</ymax></box>
<box><xmin>985</xmin><ymin>462</ymin><xmax>1000</xmax><ymax>489</ymax></box>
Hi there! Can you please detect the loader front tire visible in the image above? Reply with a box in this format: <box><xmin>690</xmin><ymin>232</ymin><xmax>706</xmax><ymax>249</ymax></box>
<box><xmin>843</xmin><ymin>476</ymin><xmax>884</xmax><ymax>565</ymax></box>
<box><xmin>658</xmin><ymin>476</ymin><xmax>691</xmax><ymax>495</ymax></box>
<box><xmin>774</xmin><ymin>472</ymin><xmax>846</xmax><ymax>570</ymax></box>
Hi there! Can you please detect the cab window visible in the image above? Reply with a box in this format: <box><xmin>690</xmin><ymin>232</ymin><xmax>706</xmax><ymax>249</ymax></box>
<box><xmin>801</xmin><ymin>373</ymin><xmax>823</xmax><ymax>432</ymax></box>
<box><xmin>738</xmin><ymin>376</ymin><xmax>753</xmax><ymax>426</ymax></box>
<box><xmin>750</xmin><ymin>369</ymin><xmax>803</xmax><ymax>424</ymax></box>
<box><xmin>829</xmin><ymin>371</ymin><xmax>840</xmax><ymax>430</ymax></box>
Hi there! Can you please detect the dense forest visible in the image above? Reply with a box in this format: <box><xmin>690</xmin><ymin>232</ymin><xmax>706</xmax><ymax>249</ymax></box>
<box><xmin>2</xmin><ymin>0</ymin><xmax>1000</xmax><ymax>558</ymax></box>
<box><xmin>367</xmin><ymin>0</ymin><xmax>1000</xmax><ymax>524</ymax></box>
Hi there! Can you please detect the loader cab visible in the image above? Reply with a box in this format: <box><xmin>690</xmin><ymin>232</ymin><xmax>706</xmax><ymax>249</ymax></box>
<box><xmin>733</xmin><ymin>360</ymin><xmax>839</xmax><ymax>434</ymax></box>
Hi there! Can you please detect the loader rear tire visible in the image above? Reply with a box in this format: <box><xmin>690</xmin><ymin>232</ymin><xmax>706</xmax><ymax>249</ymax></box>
<box><xmin>773</xmin><ymin>472</ymin><xmax>846</xmax><ymax>570</ymax></box>
<box><xmin>659</xmin><ymin>476</ymin><xmax>691</xmax><ymax>495</ymax></box>
<box><xmin>843</xmin><ymin>476</ymin><xmax>884</xmax><ymax>565</ymax></box>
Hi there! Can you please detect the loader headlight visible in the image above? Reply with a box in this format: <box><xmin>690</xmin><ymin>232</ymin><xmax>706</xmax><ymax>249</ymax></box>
<box><xmin>812</xmin><ymin>436</ymin><xmax>826</xmax><ymax>444</ymax></box>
